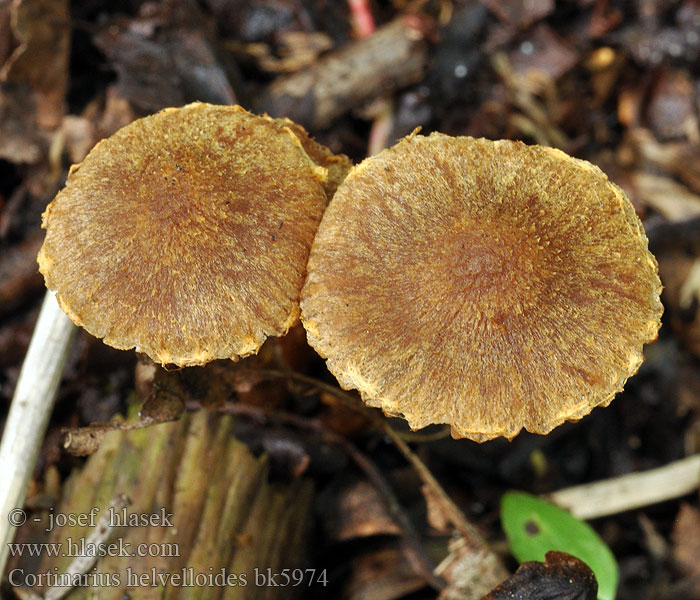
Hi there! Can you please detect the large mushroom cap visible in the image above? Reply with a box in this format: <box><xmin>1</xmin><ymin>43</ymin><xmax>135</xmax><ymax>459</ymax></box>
<box><xmin>39</xmin><ymin>103</ymin><xmax>330</xmax><ymax>366</ymax></box>
<box><xmin>301</xmin><ymin>133</ymin><xmax>663</xmax><ymax>442</ymax></box>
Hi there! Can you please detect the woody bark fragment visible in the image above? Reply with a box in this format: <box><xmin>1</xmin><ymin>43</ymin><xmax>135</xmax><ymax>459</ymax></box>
<box><xmin>480</xmin><ymin>551</ymin><xmax>598</xmax><ymax>600</ymax></box>
<box><xmin>257</xmin><ymin>16</ymin><xmax>431</xmax><ymax>131</ymax></box>
<box><xmin>13</xmin><ymin>410</ymin><xmax>313</xmax><ymax>600</ymax></box>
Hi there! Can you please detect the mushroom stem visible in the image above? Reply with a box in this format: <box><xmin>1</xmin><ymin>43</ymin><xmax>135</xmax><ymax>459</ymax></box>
<box><xmin>0</xmin><ymin>290</ymin><xmax>76</xmax><ymax>574</ymax></box>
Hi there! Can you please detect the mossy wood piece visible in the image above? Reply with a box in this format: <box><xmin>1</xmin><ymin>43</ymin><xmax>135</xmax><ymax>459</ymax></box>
<box><xmin>31</xmin><ymin>410</ymin><xmax>313</xmax><ymax>599</ymax></box>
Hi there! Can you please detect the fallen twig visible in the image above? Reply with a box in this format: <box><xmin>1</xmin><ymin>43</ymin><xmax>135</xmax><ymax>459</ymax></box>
<box><xmin>0</xmin><ymin>291</ymin><xmax>76</xmax><ymax>575</ymax></box>
<box><xmin>43</xmin><ymin>494</ymin><xmax>129</xmax><ymax>600</ymax></box>
<box><xmin>248</xmin><ymin>368</ymin><xmax>508</xmax><ymax>588</ymax></box>
<box><xmin>257</xmin><ymin>15</ymin><xmax>432</xmax><ymax>130</ymax></box>
<box><xmin>547</xmin><ymin>454</ymin><xmax>700</xmax><ymax>520</ymax></box>
<box><xmin>213</xmin><ymin>401</ymin><xmax>446</xmax><ymax>591</ymax></box>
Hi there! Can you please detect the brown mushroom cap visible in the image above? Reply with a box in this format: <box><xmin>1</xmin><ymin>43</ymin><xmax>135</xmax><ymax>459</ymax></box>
<box><xmin>272</xmin><ymin>117</ymin><xmax>352</xmax><ymax>198</ymax></box>
<box><xmin>301</xmin><ymin>133</ymin><xmax>663</xmax><ymax>442</ymax></box>
<box><xmin>39</xmin><ymin>102</ymin><xmax>329</xmax><ymax>366</ymax></box>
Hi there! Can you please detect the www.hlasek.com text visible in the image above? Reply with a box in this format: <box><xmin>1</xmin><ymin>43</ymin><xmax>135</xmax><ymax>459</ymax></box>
<box><xmin>7</xmin><ymin>537</ymin><xmax>179</xmax><ymax>559</ymax></box>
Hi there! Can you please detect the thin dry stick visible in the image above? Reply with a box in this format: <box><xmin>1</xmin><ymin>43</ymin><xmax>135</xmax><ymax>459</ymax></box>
<box><xmin>61</xmin><ymin>400</ymin><xmax>184</xmax><ymax>455</ymax></box>
<box><xmin>251</xmin><ymin>369</ymin><xmax>504</xmax><ymax>562</ymax></box>
<box><xmin>212</xmin><ymin>401</ymin><xmax>445</xmax><ymax>591</ymax></box>
<box><xmin>385</xmin><ymin>428</ymin><xmax>490</xmax><ymax>550</ymax></box>
<box><xmin>491</xmin><ymin>52</ymin><xmax>569</xmax><ymax>149</ymax></box>
<box><xmin>547</xmin><ymin>453</ymin><xmax>700</xmax><ymax>520</ymax></box>
<box><xmin>257</xmin><ymin>16</ymin><xmax>430</xmax><ymax>129</ymax></box>
<box><xmin>260</xmin><ymin>367</ymin><xmax>452</xmax><ymax>441</ymax></box>
<box><xmin>395</xmin><ymin>426</ymin><xmax>452</xmax><ymax>443</ymax></box>
<box><xmin>0</xmin><ymin>291</ymin><xmax>76</xmax><ymax>575</ymax></box>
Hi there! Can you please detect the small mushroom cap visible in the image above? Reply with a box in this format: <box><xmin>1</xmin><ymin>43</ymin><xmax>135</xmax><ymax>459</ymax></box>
<box><xmin>39</xmin><ymin>103</ymin><xmax>329</xmax><ymax>366</ymax></box>
<box><xmin>272</xmin><ymin>117</ymin><xmax>352</xmax><ymax>198</ymax></box>
<box><xmin>301</xmin><ymin>133</ymin><xmax>663</xmax><ymax>442</ymax></box>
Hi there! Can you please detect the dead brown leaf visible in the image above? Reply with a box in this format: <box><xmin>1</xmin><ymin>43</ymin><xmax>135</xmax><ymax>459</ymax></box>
<box><xmin>0</xmin><ymin>0</ymin><xmax>70</xmax><ymax>129</ymax></box>
<box><xmin>422</xmin><ymin>482</ymin><xmax>452</xmax><ymax>534</ymax></box>
<box><xmin>62</xmin><ymin>425</ymin><xmax>107</xmax><ymax>456</ymax></box>
<box><xmin>479</xmin><ymin>551</ymin><xmax>598</xmax><ymax>600</ymax></box>
<box><xmin>345</xmin><ymin>546</ymin><xmax>427</xmax><ymax>600</ymax></box>
<box><xmin>436</xmin><ymin>537</ymin><xmax>510</xmax><ymax>600</ymax></box>
<box><xmin>481</xmin><ymin>0</ymin><xmax>554</xmax><ymax>28</ymax></box>
<box><xmin>0</xmin><ymin>82</ymin><xmax>42</xmax><ymax>163</ymax></box>
<box><xmin>671</xmin><ymin>503</ymin><xmax>700</xmax><ymax>598</ymax></box>
<box><xmin>93</xmin><ymin>2</ymin><xmax>236</xmax><ymax>113</ymax></box>
<box><xmin>647</xmin><ymin>69</ymin><xmax>699</xmax><ymax>142</ymax></box>
<box><xmin>324</xmin><ymin>479</ymin><xmax>400</xmax><ymax>542</ymax></box>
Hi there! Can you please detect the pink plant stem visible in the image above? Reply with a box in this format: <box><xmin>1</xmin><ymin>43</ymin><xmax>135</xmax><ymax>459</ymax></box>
<box><xmin>348</xmin><ymin>0</ymin><xmax>376</xmax><ymax>37</ymax></box>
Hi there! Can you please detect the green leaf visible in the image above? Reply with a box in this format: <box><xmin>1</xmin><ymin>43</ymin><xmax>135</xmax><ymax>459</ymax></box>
<box><xmin>501</xmin><ymin>491</ymin><xmax>619</xmax><ymax>600</ymax></box>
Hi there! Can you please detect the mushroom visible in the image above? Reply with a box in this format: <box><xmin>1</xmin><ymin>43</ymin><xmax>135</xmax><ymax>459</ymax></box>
<box><xmin>0</xmin><ymin>103</ymin><xmax>350</xmax><ymax>572</ymax></box>
<box><xmin>38</xmin><ymin>102</ymin><xmax>339</xmax><ymax>367</ymax></box>
<box><xmin>301</xmin><ymin>133</ymin><xmax>663</xmax><ymax>442</ymax></box>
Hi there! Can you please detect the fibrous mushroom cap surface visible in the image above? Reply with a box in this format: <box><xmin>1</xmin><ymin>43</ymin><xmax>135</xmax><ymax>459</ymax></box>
<box><xmin>301</xmin><ymin>133</ymin><xmax>663</xmax><ymax>441</ymax></box>
<box><xmin>39</xmin><ymin>102</ymin><xmax>328</xmax><ymax>366</ymax></box>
